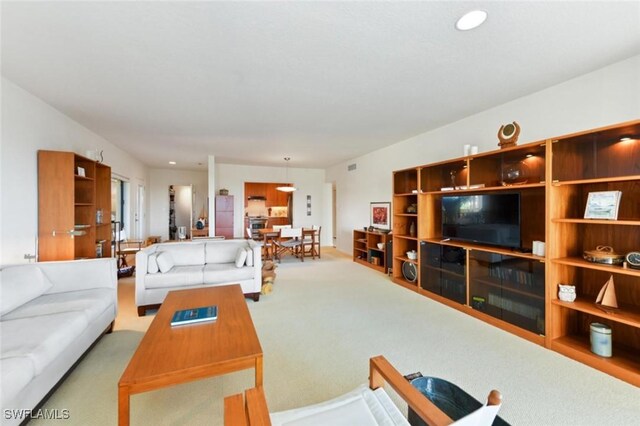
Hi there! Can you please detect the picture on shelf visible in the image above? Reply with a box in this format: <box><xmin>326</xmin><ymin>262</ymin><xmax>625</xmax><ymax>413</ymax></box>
<box><xmin>77</xmin><ymin>166</ymin><xmax>85</xmax><ymax>177</ymax></box>
<box><xmin>584</xmin><ymin>191</ymin><xmax>622</xmax><ymax>220</ymax></box>
<box><xmin>370</xmin><ymin>202</ymin><xmax>390</xmax><ymax>230</ymax></box>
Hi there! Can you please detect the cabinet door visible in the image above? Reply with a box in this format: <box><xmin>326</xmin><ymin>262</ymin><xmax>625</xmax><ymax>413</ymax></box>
<box><xmin>38</xmin><ymin>151</ymin><xmax>75</xmax><ymax>261</ymax></box>
<box><xmin>420</xmin><ymin>243</ymin><xmax>466</xmax><ymax>304</ymax></box>
<box><xmin>469</xmin><ymin>250</ymin><xmax>545</xmax><ymax>334</ymax></box>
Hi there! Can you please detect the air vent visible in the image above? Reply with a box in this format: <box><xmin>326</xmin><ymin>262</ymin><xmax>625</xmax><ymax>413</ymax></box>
<box><xmin>347</xmin><ymin>163</ymin><xmax>357</xmax><ymax>171</ymax></box>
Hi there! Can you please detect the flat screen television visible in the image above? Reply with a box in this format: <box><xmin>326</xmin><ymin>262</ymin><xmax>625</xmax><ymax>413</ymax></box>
<box><xmin>442</xmin><ymin>193</ymin><xmax>521</xmax><ymax>249</ymax></box>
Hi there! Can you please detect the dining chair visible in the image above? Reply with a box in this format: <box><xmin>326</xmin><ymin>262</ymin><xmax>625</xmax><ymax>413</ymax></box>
<box><xmin>302</xmin><ymin>226</ymin><xmax>321</xmax><ymax>259</ymax></box>
<box><xmin>262</xmin><ymin>231</ymin><xmax>278</xmax><ymax>261</ymax></box>
<box><xmin>274</xmin><ymin>227</ymin><xmax>303</xmax><ymax>262</ymax></box>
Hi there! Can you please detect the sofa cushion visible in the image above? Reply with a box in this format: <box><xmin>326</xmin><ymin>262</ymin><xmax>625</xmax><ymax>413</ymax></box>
<box><xmin>0</xmin><ymin>265</ymin><xmax>53</xmax><ymax>316</ymax></box>
<box><xmin>2</xmin><ymin>289</ymin><xmax>115</xmax><ymax>323</ymax></box>
<box><xmin>203</xmin><ymin>264</ymin><xmax>255</xmax><ymax>284</ymax></box>
<box><xmin>158</xmin><ymin>243</ymin><xmax>205</xmax><ymax>266</ymax></box>
<box><xmin>0</xmin><ymin>356</ymin><xmax>35</xmax><ymax>408</ymax></box>
<box><xmin>145</xmin><ymin>265</ymin><xmax>204</xmax><ymax>289</ymax></box>
<box><xmin>205</xmin><ymin>240</ymin><xmax>249</xmax><ymax>264</ymax></box>
<box><xmin>1</xmin><ymin>312</ymin><xmax>88</xmax><ymax>375</ymax></box>
<box><xmin>147</xmin><ymin>253</ymin><xmax>160</xmax><ymax>274</ymax></box>
<box><xmin>245</xmin><ymin>248</ymin><xmax>254</xmax><ymax>267</ymax></box>
<box><xmin>235</xmin><ymin>247</ymin><xmax>248</xmax><ymax>268</ymax></box>
<box><xmin>156</xmin><ymin>251</ymin><xmax>175</xmax><ymax>273</ymax></box>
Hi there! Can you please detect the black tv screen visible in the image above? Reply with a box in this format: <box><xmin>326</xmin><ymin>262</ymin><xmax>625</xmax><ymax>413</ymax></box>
<box><xmin>442</xmin><ymin>193</ymin><xmax>521</xmax><ymax>249</ymax></box>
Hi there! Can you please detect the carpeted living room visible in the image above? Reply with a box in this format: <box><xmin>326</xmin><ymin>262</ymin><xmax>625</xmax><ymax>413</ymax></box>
<box><xmin>2</xmin><ymin>1</ymin><xmax>640</xmax><ymax>426</ymax></box>
<box><xmin>25</xmin><ymin>251</ymin><xmax>640</xmax><ymax>425</ymax></box>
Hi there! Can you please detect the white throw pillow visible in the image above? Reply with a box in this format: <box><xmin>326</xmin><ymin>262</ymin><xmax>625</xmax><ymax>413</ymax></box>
<box><xmin>0</xmin><ymin>265</ymin><xmax>53</xmax><ymax>316</ymax></box>
<box><xmin>245</xmin><ymin>247</ymin><xmax>254</xmax><ymax>267</ymax></box>
<box><xmin>235</xmin><ymin>247</ymin><xmax>247</xmax><ymax>268</ymax></box>
<box><xmin>156</xmin><ymin>252</ymin><xmax>174</xmax><ymax>273</ymax></box>
<box><xmin>147</xmin><ymin>253</ymin><xmax>160</xmax><ymax>274</ymax></box>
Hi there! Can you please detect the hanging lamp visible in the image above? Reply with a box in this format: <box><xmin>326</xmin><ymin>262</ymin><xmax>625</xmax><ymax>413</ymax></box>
<box><xmin>276</xmin><ymin>157</ymin><xmax>297</xmax><ymax>192</ymax></box>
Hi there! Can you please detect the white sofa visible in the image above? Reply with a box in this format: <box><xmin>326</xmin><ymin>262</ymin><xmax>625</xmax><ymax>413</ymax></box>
<box><xmin>0</xmin><ymin>258</ymin><xmax>117</xmax><ymax>426</ymax></box>
<box><xmin>135</xmin><ymin>239</ymin><xmax>262</xmax><ymax>315</ymax></box>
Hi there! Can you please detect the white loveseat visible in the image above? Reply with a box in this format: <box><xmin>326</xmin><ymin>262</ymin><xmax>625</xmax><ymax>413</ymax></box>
<box><xmin>135</xmin><ymin>239</ymin><xmax>262</xmax><ymax>315</ymax></box>
<box><xmin>0</xmin><ymin>258</ymin><xmax>117</xmax><ymax>426</ymax></box>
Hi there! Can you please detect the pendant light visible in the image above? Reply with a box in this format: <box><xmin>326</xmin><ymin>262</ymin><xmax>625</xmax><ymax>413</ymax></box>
<box><xmin>276</xmin><ymin>157</ymin><xmax>297</xmax><ymax>192</ymax></box>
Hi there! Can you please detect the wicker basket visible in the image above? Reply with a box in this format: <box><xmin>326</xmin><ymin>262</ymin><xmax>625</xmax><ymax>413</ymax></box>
<box><xmin>583</xmin><ymin>245</ymin><xmax>624</xmax><ymax>265</ymax></box>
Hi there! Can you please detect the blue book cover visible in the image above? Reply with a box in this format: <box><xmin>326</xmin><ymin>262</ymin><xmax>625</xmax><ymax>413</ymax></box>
<box><xmin>171</xmin><ymin>305</ymin><xmax>218</xmax><ymax>326</ymax></box>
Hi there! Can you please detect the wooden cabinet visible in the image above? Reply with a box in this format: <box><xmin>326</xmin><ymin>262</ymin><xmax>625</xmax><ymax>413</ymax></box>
<box><xmin>266</xmin><ymin>183</ymin><xmax>290</xmax><ymax>207</ymax></box>
<box><xmin>245</xmin><ymin>183</ymin><xmax>266</xmax><ymax>207</ymax></box>
<box><xmin>547</xmin><ymin>120</ymin><xmax>640</xmax><ymax>386</ymax></box>
<box><xmin>215</xmin><ymin>195</ymin><xmax>234</xmax><ymax>239</ymax></box>
<box><xmin>391</xmin><ymin>119</ymin><xmax>640</xmax><ymax>386</ymax></box>
<box><xmin>353</xmin><ymin>229</ymin><xmax>391</xmax><ymax>274</ymax></box>
<box><xmin>38</xmin><ymin>150</ymin><xmax>111</xmax><ymax>261</ymax></box>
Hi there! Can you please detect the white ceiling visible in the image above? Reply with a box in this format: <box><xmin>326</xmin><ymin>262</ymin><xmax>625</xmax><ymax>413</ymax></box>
<box><xmin>2</xmin><ymin>1</ymin><xmax>639</xmax><ymax>170</ymax></box>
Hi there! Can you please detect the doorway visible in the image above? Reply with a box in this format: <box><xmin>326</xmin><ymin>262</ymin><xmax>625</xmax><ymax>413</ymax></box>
<box><xmin>169</xmin><ymin>185</ymin><xmax>193</xmax><ymax>240</ymax></box>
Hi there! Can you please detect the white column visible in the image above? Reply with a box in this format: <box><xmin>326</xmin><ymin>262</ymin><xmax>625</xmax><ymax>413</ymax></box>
<box><xmin>208</xmin><ymin>155</ymin><xmax>216</xmax><ymax>237</ymax></box>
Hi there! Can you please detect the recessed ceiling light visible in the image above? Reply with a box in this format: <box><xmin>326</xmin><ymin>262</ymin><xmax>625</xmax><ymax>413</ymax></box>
<box><xmin>169</xmin><ymin>161</ymin><xmax>176</xmax><ymax>165</ymax></box>
<box><xmin>456</xmin><ymin>10</ymin><xmax>488</xmax><ymax>31</ymax></box>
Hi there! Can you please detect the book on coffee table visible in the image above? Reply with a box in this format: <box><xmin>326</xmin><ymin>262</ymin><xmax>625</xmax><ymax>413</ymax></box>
<box><xmin>171</xmin><ymin>305</ymin><xmax>218</xmax><ymax>326</ymax></box>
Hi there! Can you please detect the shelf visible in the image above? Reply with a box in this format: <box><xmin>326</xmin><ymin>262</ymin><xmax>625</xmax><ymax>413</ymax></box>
<box><xmin>551</xmin><ymin>335</ymin><xmax>640</xmax><ymax>387</ymax></box>
<box><xmin>74</xmin><ymin>202</ymin><xmax>95</xmax><ymax>206</ymax></box>
<box><xmin>395</xmin><ymin>255</ymin><xmax>418</xmax><ymax>265</ymax></box>
<box><xmin>422</xmin><ymin>238</ymin><xmax>545</xmax><ymax>261</ymax></box>
<box><xmin>395</xmin><ymin>235</ymin><xmax>418</xmax><ymax>241</ymax></box>
<box><xmin>74</xmin><ymin>175</ymin><xmax>94</xmax><ymax>181</ymax></box>
<box><xmin>369</xmin><ymin>247</ymin><xmax>385</xmax><ymax>253</ymax></box>
<box><xmin>394</xmin><ymin>192</ymin><xmax>419</xmax><ymax>197</ymax></box>
<box><xmin>551</xmin><ymin>218</ymin><xmax>640</xmax><ymax>226</ymax></box>
<box><xmin>471</xmin><ymin>276</ymin><xmax>544</xmax><ymax>301</ymax></box>
<box><xmin>551</xmin><ymin>298</ymin><xmax>640</xmax><ymax>329</ymax></box>
<box><xmin>395</xmin><ymin>213</ymin><xmax>418</xmax><ymax>217</ymax></box>
<box><xmin>354</xmin><ymin>248</ymin><xmax>367</xmax><ymax>254</ymax></box>
<box><xmin>422</xmin><ymin>182</ymin><xmax>545</xmax><ymax>195</ymax></box>
<box><xmin>552</xmin><ymin>257</ymin><xmax>640</xmax><ymax>277</ymax></box>
<box><xmin>551</xmin><ymin>175</ymin><xmax>640</xmax><ymax>186</ymax></box>
<box><xmin>423</xmin><ymin>264</ymin><xmax>464</xmax><ymax>279</ymax></box>
<box><xmin>392</xmin><ymin>277</ymin><xmax>419</xmax><ymax>290</ymax></box>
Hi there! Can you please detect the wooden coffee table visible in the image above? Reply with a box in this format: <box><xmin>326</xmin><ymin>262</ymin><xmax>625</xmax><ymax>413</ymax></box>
<box><xmin>118</xmin><ymin>285</ymin><xmax>263</xmax><ymax>425</ymax></box>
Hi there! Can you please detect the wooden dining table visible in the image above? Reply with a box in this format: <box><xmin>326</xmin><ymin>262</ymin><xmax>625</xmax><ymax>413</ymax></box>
<box><xmin>258</xmin><ymin>228</ymin><xmax>318</xmax><ymax>260</ymax></box>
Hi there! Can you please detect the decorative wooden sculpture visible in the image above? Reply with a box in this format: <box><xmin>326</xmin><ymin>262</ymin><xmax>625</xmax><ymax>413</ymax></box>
<box><xmin>497</xmin><ymin>121</ymin><xmax>521</xmax><ymax>149</ymax></box>
<box><xmin>595</xmin><ymin>275</ymin><xmax>618</xmax><ymax>312</ymax></box>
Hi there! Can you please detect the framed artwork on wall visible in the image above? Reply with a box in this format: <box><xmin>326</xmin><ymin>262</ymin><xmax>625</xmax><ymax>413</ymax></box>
<box><xmin>370</xmin><ymin>202</ymin><xmax>391</xmax><ymax>230</ymax></box>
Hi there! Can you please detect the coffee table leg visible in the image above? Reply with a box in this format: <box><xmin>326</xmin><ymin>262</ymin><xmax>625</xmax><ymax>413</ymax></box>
<box><xmin>118</xmin><ymin>385</ymin><xmax>130</xmax><ymax>426</ymax></box>
<box><xmin>255</xmin><ymin>355</ymin><xmax>263</xmax><ymax>387</ymax></box>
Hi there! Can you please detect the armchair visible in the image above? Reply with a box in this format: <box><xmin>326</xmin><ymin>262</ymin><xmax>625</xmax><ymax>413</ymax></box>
<box><xmin>224</xmin><ymin>355</ymin><xmax>502</xmax><ymax>426</ymax></box>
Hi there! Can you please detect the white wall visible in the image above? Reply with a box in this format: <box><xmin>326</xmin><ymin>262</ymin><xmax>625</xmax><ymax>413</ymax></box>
<box><xmin>327</xmin><ymin>55</ymin><xmax>640</xmax><ymax>254</ymax></box>
<box><xmin>215</xmin><ymin>164</ymin><xmax>326</xmax><ymax>239</ymax></box>
<box><xmin>148</xmin><ymin>168</ymin><xmax>208</xmax><ymax>241</ymax></box>
<box><xmin>0</xmin><ymin>78</ymin><xmax>148</xmax><ymax>265</ymax></box>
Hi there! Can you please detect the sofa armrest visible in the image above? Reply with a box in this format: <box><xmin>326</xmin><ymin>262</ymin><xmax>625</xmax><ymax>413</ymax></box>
<box><xmin>39</xmin><ymin>258</ymin><xmax>117</xmax><ymax>294</ymax></box>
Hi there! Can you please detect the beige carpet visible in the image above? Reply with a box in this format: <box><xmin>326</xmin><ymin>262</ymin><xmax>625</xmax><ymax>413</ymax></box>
<box><xmin>33</xmin><ymin>248</ymin><xmax>639</xmax><ymax>425</ymax></box>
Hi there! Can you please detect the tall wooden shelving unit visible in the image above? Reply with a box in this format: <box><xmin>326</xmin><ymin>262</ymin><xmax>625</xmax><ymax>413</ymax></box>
<box><xmin>38</xmin><ymin>150</ymin><xmax>112</xmax><ymax>261</ymax></box>
<box><xmin>547</xmin><ymin>120</ymin><xmax>640</xmax><ymax>386</ymax></box>
<box><xmin>391</xmin><ymin>119</ymin><xmax>640</xmax><ymax>386</ymax></box>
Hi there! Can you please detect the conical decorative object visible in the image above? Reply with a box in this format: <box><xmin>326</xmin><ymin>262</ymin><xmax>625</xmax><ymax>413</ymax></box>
<box><xmin>595</xmin><ymin>275</ymin><xmax>618</xmax><ymax>311</ymax></box>
<box><xmin>409</xmin><ymin>221</ymin><xmax>416</xmax><ymax>237</ymax></box>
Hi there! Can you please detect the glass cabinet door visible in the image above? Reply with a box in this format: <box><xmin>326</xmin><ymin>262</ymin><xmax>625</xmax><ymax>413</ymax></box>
<box><xmin>420</xmin><ymin>242</ymin><xmax>466</xmax><ymax>304</ymax></box>
<box><xmin>469</xmin><ymin>250</ymin><xmax>545</xmax><ymax>334</ymax></box>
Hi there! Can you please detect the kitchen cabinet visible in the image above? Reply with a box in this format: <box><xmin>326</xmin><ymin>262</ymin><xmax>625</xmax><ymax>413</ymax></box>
<box><xmin>266</xmin><ymin>183</ymin><xmax>290</xmax><ymax>207</ymax></box>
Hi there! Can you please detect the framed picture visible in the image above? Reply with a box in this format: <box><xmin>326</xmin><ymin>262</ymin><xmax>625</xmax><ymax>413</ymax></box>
<box><xmin>77</xmin><ymin>166</ymin><xmax>85</xmax><ymax>177</ymax></box>
<box><xmin>584</xmin><ymin>191</ymin><xmax>622</xmax><ymax>220</ymax></box>
<box><xmin>370</xmin><ymin>202</ymin><xmax>391</xmax><ymax>230</ymax></box>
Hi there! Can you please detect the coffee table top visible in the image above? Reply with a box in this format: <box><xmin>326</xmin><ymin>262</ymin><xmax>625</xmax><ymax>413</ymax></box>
<box><xmin>119</xmin><ymin>284</ymin><xmax>262</xmax><ymax>389</ymax></box>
